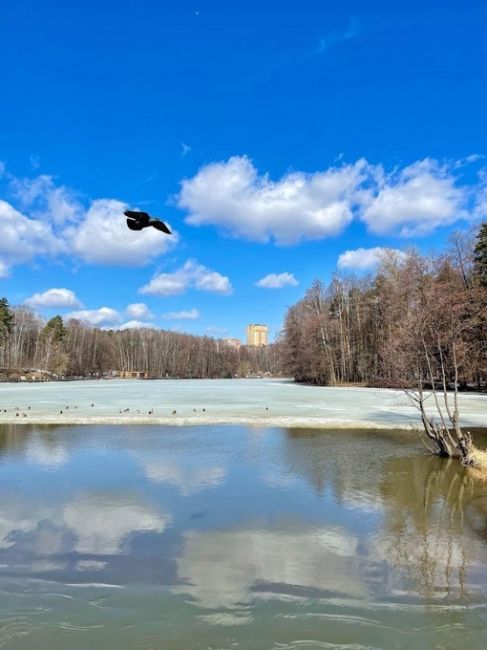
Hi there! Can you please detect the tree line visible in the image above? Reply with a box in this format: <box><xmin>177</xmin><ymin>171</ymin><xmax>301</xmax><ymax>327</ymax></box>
<box><xmin>282</xmin><ymin>226</ymin><xmax>487</xmax><ymax>390</ymax></box>
<box><xmin>0</xmin><ymin>305</ymin><xmax>282</xmax><ymax>379</ymax></box>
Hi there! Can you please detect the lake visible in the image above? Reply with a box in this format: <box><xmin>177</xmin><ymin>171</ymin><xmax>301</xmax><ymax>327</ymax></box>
<box><xmin>1</xmin><ymin>420</ymin><xmax>487</xmax><ymax>649</ymax></box>
<box><xmin>1</xmin><ymin>379</ymin><xmax>487</xmax><ymax>648</ymax></box>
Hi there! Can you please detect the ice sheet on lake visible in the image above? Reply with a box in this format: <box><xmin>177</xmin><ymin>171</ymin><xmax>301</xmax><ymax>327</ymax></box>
<box><xmin>0</xmin><ymin>378</ymin><xmax>486</xmax><ymax>429</ymax></box>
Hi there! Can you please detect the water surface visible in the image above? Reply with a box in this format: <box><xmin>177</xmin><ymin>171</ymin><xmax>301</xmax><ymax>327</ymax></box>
<box><xmin>0</xmin><ymin>424</ymin><xmax>486</xmax><ymax>649</ymax></box>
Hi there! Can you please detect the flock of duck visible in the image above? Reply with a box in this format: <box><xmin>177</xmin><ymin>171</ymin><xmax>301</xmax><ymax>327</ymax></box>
<box><xmin>1</xmin><ymin>404</ymin><xmax>271</xmax><ymax>418</ymax></box>
<box><xmin>1</xmin><ymin>404</ymin><xmax>89</xmax><ymax>418</ymax></box>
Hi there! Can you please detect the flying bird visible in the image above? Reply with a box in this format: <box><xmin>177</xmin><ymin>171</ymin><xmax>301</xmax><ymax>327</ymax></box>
<box><xmin>124</xmin><ymin>210</ymin><xmax>172</xmax><ymax>235</ymax></box>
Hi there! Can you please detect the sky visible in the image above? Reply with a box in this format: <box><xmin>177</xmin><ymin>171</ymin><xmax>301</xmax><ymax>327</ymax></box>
<box><xmin>1</xmin><ymin>0</ymin><xmax>487</xmax><ymax>341</ymax></box>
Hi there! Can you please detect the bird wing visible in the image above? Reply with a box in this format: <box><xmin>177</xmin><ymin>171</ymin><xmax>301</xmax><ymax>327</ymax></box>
<box><xmin>150</xmin><ymin>219</ymin><xmax>172</xmax><ymax>234</ymax></box>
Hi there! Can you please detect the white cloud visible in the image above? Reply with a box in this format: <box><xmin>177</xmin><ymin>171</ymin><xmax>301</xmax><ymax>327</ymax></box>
<box><xmin>116</xmin><ymin>320</ymin><xmax>157</xmax><ymax>330</ymax></box>
<box><xmin>179</xmin><ymin>156</ymin><xmax>484</xmax><ymax>241</ymax></box>
<box><xmin>337</xmin><ymin>247</ymin><xmax>405</xmax><ymax>271</ymax></box>
<box><xmin>195</xmin><ymin>270</ymin><xmax>231</xmax><ymax>293</ymax></box>
<box><xmin>25</xmin><ymin>288</ymin><xmax>82</xmax><ymax>309</ymax></box>
<box><xmin>10</xmin><ymin>174</ymin><xmax>82</xmax><ymax>225</ymax></box>
<box><xmin>67</xmin><ymin>199</ymin><xmax>177</xmax><ymax>266</ymax></box>
<box><xmin>140</xmin><ymin>260</ymin><xmax>233</xmax><ymax>296</ymax></box>
<box><xmin>141</xmin><ymin>275</ymin><xmax>187</xmax><ymax>297</ymax></box>
<box><xmin>65</xmin><ymin>306</ymin><xmax>121</xmax><ymax>327</ymax></box>
<box><xmin>179</xmin><ymin>155</ymin><xmax>367</xmax><ymax>244</ymax></box>
<box><xmin>126</xmin><ymin>303</ymin><xmax>153</xmax><ymax>319</ymax></box>
<box><xmin>362</xmin><ymin>159</ymin><xmax>467</xmax><ymax>237</ymax></box>
<box><xmin>473</xmin><ymin>169</ymin><xmax>487</xmax><ymax>219</ymax></box>
<box><xmin>161</xmin><ymin>308</ymin><xmax>201</xmax><ymax>320</ymax></box>
<box><xmin>0</xmin><ymin>157</ymin><xmax>483</xmax><ymax>284</ymax></box>
<box><xmin>0</xmin><ymin>164</ymin><xmax>185</xmax><ymax>277</ymax></box>
<box><xmin>0</xmin><ymin>259</ymin><xmax>9</xmax><ymax>278</ymax></box>
<box><xmin>0</xmin><ymin>171</ymin><xmax>178</xmax><ymax>273</ymax></box>
<box><xmin>2</xmin><ymin>168</ymin><xmax>178</xmax><ymax>268</ymax></box>
<box><xmin>256</xmin><ymin>272</ymin><xmax>298</xmax><ymax>288</ymax></box>
<box><xmin>0</xmin><ymin>199</ymin><xmax>63</xmax><ymax>269</ymax></box>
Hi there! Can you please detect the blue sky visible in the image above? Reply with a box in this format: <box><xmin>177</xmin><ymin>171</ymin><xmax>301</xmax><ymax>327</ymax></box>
<box><xmin>1</xmin><ymin>0</ymin><xmax>486</xmax><ymax>341</ymax></box>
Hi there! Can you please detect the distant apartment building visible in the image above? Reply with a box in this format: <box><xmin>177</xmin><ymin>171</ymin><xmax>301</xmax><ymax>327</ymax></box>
<box><xmin>223</xmin><ymin>338</ymin><xmax>241</xmax><ymax>350</ymax></box>
<box><xmin>246</xmin><ymin>324</ymin><xmax>268</xmax><ymax>346</ymax></box>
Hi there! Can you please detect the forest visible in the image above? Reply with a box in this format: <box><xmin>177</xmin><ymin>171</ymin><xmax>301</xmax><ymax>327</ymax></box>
<box><xmin>0</xmin><ymin>306</ymin><xmax>282</xmax><ymax>380</ymax></box>
<box><xmin>282</xmin><ymin>225</ymin><xmax>487</xmax><ymax>390</ymax></box>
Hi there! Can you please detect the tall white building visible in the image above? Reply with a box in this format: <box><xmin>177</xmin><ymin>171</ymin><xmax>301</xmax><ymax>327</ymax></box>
<box><xmin>246</xmin><ymin>324</ymin><xmax>268</xmax><ymax>346</ymax></box>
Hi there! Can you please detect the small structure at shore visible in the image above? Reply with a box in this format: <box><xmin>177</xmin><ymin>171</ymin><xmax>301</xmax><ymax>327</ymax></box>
<box><xmin>118</xmin><ymin>370</ymin><xmax>149</xmax><ymax>380</ymax></box>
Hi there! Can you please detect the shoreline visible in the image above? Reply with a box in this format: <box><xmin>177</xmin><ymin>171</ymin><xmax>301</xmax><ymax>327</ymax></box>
<box><xmin>0</xmin><ymin>414</ymin><xmax>416</xmax><ymax>428</ymax></box>
<box><xmin>1</xmin><ymin>374</ymin><xmax>486</xmax><ymax>393</ymax></box>
<box><xmin>0</xmin><ymin>375</ymin><xmax>286</xmax><ymax>384</ymax></box>
<box><xmin>0</xmin><ymin>414</ymin><xmax>485</xmax><ymax>432</ymax></box>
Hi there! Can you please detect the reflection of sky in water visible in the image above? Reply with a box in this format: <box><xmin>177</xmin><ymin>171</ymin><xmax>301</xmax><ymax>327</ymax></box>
<box><xmin>0</xmin><ymin>424</ymin><xmax>486</xmax><ymax>648</ymax></box>
<box><xmin>174</xmin><ymin>525</ymin><xmax>365</xmax><ymax>626</ymax></box>
<box><xmin>0</xmin><ymin>492</ymin><xmax>169</xmax><ymax>556</ymax></box>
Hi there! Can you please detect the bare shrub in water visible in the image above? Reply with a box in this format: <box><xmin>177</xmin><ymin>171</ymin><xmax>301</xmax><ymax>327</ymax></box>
<box><xmin>380</xmin><ymin>252</ymin><xmax>486</xmax><ymax>467</ymax></box>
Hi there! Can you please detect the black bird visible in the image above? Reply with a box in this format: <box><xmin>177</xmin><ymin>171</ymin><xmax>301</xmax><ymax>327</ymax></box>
<box><xmin>124</xmin><ymin>210</ymin><xmax>172</xmax><ymax>235</ymax></box>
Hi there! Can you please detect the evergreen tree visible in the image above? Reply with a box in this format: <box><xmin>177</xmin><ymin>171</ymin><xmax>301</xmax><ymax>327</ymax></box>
<box><xmin>473</xmin><ymin>222</ymin><xmax>487</xmax><ymax>287</ymax></box>
<box><xmin>0</xmin><ymin>297</ymin><xmax>13</xmax><ymax>337</ymax></box>
<box><xmin>0</xmin><ymin>298</ymin><xmax>14</xmax><ymax>367</ymax></box>
<box><xmin>43</xmin><ymin>315</ymin><xmax>66</xmax><ymax>342</ymax></box>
